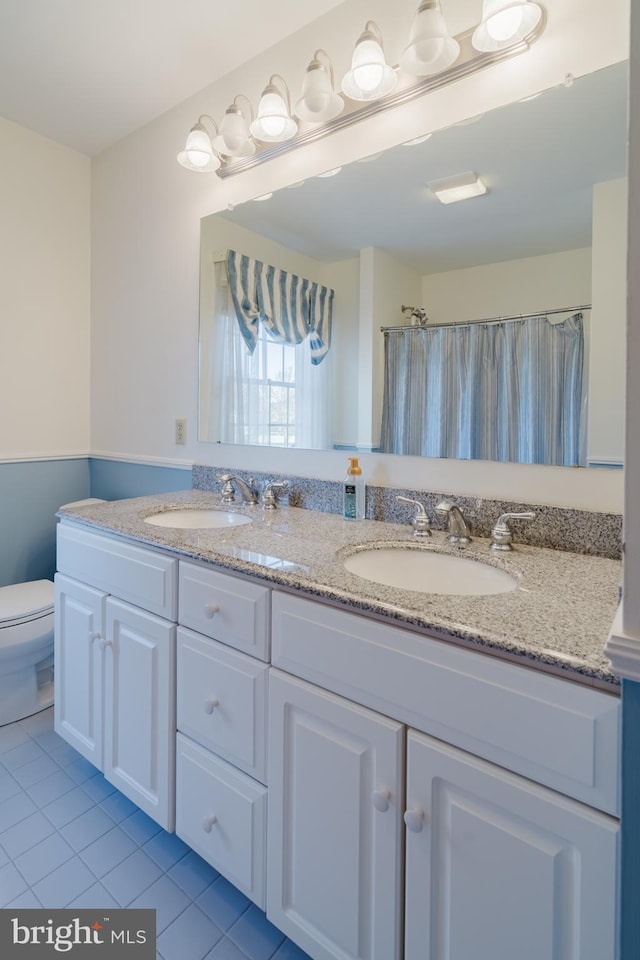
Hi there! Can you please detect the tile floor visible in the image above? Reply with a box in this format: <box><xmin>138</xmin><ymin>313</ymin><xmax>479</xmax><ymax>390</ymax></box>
<box><xmin>0</xmin><ymin>708</ymin><xmax>311</xmax><ymax>960</ymax></box>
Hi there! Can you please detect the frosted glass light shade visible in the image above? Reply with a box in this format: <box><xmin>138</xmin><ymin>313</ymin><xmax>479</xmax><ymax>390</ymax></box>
<box><xmin>472</xmin><ymin>0</ymin><xmax>542</xmax><ymax>52</ymax></box>
<box><xmin>250</xmin><ymin>83</ymin><xmax>297</xmax><ymax>142</ymax></box>
<box><xmin>212</xmin><ymin>106</ymin><xmax>256</xmax><ymax>158</ymax></box>
<box><xmin>295</xmin><ymin>59</ymin><xmax>344</xmax><ymax>123</ymax></box>
<box><xmin>342</xmin><ymin>26</ymin><xmax>397</xmax><ymax>101</ymax></box>
<box><xmin>400</xmin><ymin>1</ymin><xmax>460</xmax><ymax>77</ymax></box>
<box><xmin>177</xmin><ymin>123</ymin><xmax>220</xmax><ymax>172</ymax></box>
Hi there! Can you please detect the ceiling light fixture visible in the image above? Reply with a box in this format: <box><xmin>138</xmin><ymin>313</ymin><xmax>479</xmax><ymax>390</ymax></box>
<box><xmin>295</xmin><ymin>50</ymin><xmax>344</xmax><ymax>123</ymax></box>
<box><xmin>341</xmin><ymin>21</ymin><xmax>397</xmax><ymax>101</ymax></box>
<box><xmin>472</xmin><ymin>1</ymin><xmax>543</xmax><ymax>52</ymax></box>
<box><xmin>177</xmin><ymin>116</ymin><xmax>220</xmax><ymax>172</ymax></box>
<box><xmin>428</xmin><ymin>171</ymin><xmax>487</xmax><ymax>204</ymax></box>
<box><xmin>250</xmin><ymin>75</ymin><xmax>297</xmax><ymax>143</ymax></box>
<box><xmin>400</xmin><ymin>1</ymin><xmax>460</xmax><ymax>77</ymax></box>
<box><xmin>211</xmin><ymin>95</ymin><xmax>255</xmax><ymax>158</ymax></box>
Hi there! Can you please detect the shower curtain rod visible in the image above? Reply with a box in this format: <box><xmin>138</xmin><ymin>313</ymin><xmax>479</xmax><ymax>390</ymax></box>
<box><xmin>380</xmin><ymin>303</ymin><xmax>591</xmax><ymax>334</ymax></box>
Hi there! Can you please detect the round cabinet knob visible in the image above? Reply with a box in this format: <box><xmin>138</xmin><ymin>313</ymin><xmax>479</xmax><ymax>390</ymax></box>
<box><xmin>371</xmin><ymin>789</ymin><xmax>391</xmax><ymax>812</ymax></box>
<box><xmin>204</xmin><ymin>604</ymin><xmax>220</xmax><ymax>620</ymax></box>
<box><xmin>90</xmin><ymin>632</ymin><xmax>102</xmax><ymax>643</ymax></box>
<box><xmin>202</xmin><ymin>815</ymin><xmax>217</xmax><ymax>833</ymax></box>
<box><xmin>404</xmin><ymin>808</ymin><xmax>426</xmax><ymax>833</ymax></box>
<box><xmin>204</xmin><ymin>698</ymin><xmax>219</xmax><ymax>715</ymax></box>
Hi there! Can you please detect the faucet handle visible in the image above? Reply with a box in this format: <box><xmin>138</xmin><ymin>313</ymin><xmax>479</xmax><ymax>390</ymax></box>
<box><xmin>490</xmin><ymin>511</ymin><xmax>536</xmax><ymax>551</ymax></box>
<box><xmin>262</xmin><ymin>480</ymin><xmax>289</xmax><ymax>510</ymax></box>
<box><xmin>397</xmin><ymin>496</ymin><xmax>431</xmax><ymax>538</ymax></box>
<box><xmin>217</xmin><ymin>473</ymin><xmax>236</xmax><ymax>504</ymax></box>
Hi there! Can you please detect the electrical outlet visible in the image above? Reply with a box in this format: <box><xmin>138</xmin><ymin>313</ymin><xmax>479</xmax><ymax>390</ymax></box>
<box><xmin>175</xmin><ymin>418</ymin><xmax>187</xmax><ymax>445</ymax></box>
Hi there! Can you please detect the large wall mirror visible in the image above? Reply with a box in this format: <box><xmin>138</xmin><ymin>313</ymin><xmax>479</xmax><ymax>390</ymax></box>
<box><xmin>199</xmin><ymin>61</ymin><xmax>628</xmax><ymax>469</ymax></box>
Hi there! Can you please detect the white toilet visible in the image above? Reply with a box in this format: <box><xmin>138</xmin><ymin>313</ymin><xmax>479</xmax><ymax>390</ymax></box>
<box><xmin>0</xmin><ymin>498</ymin><xmax>105</xmax><ymax>726</ymax></box>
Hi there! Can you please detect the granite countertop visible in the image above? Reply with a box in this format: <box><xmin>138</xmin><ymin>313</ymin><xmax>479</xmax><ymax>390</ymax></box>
<box><xmin>58</xmin><ymin>490</ymin><xmax>622</xmax><ymax>691</ymax></box>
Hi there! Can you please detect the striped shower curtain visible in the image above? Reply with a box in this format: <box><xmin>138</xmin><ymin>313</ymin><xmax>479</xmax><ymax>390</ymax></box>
<box><xmin>226</xmin><ymin>250</ymin><xmax>333</xmax><ymax>365</ymax></box>
<box><xmin>379</xmin><ymin>313</ymin><xmax>584</xmax><ymax>466</ymax></box>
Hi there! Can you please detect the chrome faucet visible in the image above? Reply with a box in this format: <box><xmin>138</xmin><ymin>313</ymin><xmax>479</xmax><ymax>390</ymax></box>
<box><xmin>218</xmin><ymin>473</ymin><xmax>259</xmax><ymax>505</ymax></box>
<box><xmin>262</xmin><ymin>480</ymin><xmax>289</xmax><ymax>510</ymax></box>
<box><xmin>436</xmin><ymin>500</ymin><xmax>472</xmax><ymax>545</ymax></box>
<box><xmin>396</xmin><ymin>496</ymin><xmax>431</xmax><ymax>538</ymax></box>
<box><xmin>490</xmin><ymin>512</ymin><xmax>535</xmax><ymax>551</ymax></box>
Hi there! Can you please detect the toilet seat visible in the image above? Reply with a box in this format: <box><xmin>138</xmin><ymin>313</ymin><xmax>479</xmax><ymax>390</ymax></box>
<box><xmin>0</xmin><ymin>580</ymin><xmax>54</xmax><ymax>629</ymax></box>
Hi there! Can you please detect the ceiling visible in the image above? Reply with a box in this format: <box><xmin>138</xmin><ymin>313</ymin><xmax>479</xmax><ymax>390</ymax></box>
<box><xmin>220</xmin><ymin>62</ymin><xmax>629</xmax><ymax>274</ymax></box>
<box><xmin>0</xmin><ymin>0</ymin><xmax>345</xmax><ymax>155</ymax></box>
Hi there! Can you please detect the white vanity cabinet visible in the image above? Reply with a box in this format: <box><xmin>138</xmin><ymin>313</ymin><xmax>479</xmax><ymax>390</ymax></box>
<box><xmin>54</xmin><ymin>524</ymin><xmax>177</xmax><ymax>830</ymax></box>
<box><xmin>174</xmin><ymin>561</ymin><xmax>270</xmax><ymax>908</ymax></box>
<box><xmin>269</xmin><ymin>592</ymin><xmax>621</xmax><ymax>960</ymax></box>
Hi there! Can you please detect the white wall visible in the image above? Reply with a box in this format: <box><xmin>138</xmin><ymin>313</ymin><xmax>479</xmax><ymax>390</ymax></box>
<box><xmin>422</xmin><ymin>248</ymin><xmax>592</xmax><ymax>324</ymax></box>
<box><xmin>90</xmin><ymin>0</ymin><xmax>629</xmax><ymax>510</ymax></box>
<box><xmin>0</xmin><ymin>116</ymin><xmax>90</xmax><ymax>460</ymax></box>
<box><xmin>588</xmin><ymin>177</ymin><xmax>628</xmax><ymax>466</ymax></box>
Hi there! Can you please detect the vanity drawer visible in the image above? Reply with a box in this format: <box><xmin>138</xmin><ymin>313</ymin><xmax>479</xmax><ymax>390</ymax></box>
<box><xmin>176</xmin><ymin>627</ymin><xmax>268</xmax><ymax>783</ymax></box>
<box><xmin>178</xmin><ymin>561</ymin><xmax>270</xmax><ymax>660</ymax></box>
<box><xmin>272</xmin><ymin>592</ymin><xmax>620</xmax><ymax>815</ymax></box>
<box><xmin>57</xmin><ymin>523</ymin><xmax>177</xmax><ymax>620</ymax></box>
<box><xmin>176</xmin><ymin>733</ymin><xmax>267</xmax><ymax>908</ymax></box>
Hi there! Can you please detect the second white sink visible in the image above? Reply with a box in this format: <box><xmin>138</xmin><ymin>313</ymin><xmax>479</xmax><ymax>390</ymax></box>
<box><xmin>143</xmin><ymin>509</ymin><xmax>252</xmax><ymax>529</ymax></box>
<box><xmin>342</xmin><ymin>546</ymin><xmax>517</xmax><ymax>596</ymax></box>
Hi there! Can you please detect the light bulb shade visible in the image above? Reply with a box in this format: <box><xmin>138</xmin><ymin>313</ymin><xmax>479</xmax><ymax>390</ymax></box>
<box><xmin>341</xmin><ymin>27</ymin><xmax>397</xmax><ymax>101</ymax></box>
<box><xmin>177</xmin><ymin>123</ymin><xmax>220</xmax><ymax>172</ymax></box>
<box><xmin>250</xmin><ymin>83</ymin><xmax>297</xmax><ymax>142</ymax></box>
<box><xmin>400</xmin><ymin>1</ymin><xmax>460</xmax><ymax>76</ymax></box>
<box><xmin>295</xmin><ymin>60</ymin><xmax>344</xmax><ymax>123</ymax></box>
<box><xmin>212</xmin><ymin>106</ymin><xmax>256</xmax><ymax>158</ymax></box>
<box><xmin>472</xmin><ymin>0</ymin><xmax>542</xmax><ymax>52</ymax></box>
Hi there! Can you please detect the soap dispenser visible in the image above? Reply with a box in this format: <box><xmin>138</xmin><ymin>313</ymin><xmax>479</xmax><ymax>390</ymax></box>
<box><xmin>343</xmin><ymin>457</ymin><xmax>365</xmax><ymax>520</ymax></box>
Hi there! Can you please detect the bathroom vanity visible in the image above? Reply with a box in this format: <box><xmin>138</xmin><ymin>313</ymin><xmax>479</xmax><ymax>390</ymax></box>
<box><xmin>53</xmin><ymin>491</ymin><xmax>621</xmax><ymax>960</ymax></box>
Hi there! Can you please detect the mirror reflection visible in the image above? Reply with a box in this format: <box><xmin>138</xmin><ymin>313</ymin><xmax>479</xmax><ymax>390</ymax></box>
<box><xmin>199</xmin><ymin>62</ymin><xmax>628</xmax><ymax>468</ymax></box>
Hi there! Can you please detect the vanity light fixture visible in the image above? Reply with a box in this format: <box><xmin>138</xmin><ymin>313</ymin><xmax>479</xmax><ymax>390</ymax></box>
<box><xmin>177</xmin><ymin>115</ymin><xmax>220</xmax><ymax>172</ymax></box>
<box><xmin>177</xmin><ymin>6</ymin><xmax>545</xmax><ymax>178</ymax></box>
<box><xmin>211</xmin><ymin>95</ymin><xmax>256</xmax><ymax>158</ymax></box>
<box><xmin>428</xmin><ymin>171</ymin><xmax>487</xmax><ymax>204</ymax></box>
<box><xmin>472</xmin><ymin>0</ymin><xmax>543</xmax><ymax>52</ymax></box>
<box><xmin>400</xmin><ymin>0</ymin><xmax>460</xmax><ymax>77</ymax></box>
<box><xmin>295</xmin><ymin>50</ymin><xmax>344</xmax><ymax>123</ymax></box>
<box><xmin>341</xmin><ymin>21</ymin><xmax>397</xmax><ymax>101</ymax></box>
<box><xmin>250</xmin><ymin>75</ymin><xmax>297</xmax><ymax>142</ymax></box>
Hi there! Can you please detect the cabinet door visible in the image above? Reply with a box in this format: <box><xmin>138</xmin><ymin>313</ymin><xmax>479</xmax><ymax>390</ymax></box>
<box><xmin>405</xmin><ymin>730</ymin><xmax>619</xmax><ymax>960</ymax></box>
<box><xmin>54</xmin><ymin>574</ymin><xmax>106</xmax><ymax>768</ymax></box>
<box><xmin>268</xmin><ymin>670</ymin><xmax>404</xmax><ymax>960</ymax></box>
<box><xmin>103</xmin><ymin>598</ymin><xmax>176</xmax><ymax>831</ymax></box>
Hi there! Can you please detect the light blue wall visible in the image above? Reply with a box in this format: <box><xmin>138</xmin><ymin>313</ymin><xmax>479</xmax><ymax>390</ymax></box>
<box><xmin>89</xmin><ymin>458</ymin><xmax>191</xmax><ymax>501</ymax></box>
<box><xmin>0</xmin><ymin>458</ymin><xmax>90</xmax><ymax>587</ymax></box>
<box><xmin>0</xmin><ymin>457</ymin><xmax>191</xmax><ymax>588</ymax></box>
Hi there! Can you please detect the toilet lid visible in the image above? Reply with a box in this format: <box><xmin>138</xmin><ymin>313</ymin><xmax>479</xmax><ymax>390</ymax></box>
<box><xmin>0</xmin><ymin>580</ymin><xmax>55</xmax><ymax>627</ymax></box>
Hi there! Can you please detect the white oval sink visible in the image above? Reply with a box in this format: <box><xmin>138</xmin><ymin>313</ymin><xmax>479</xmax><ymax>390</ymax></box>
<box><xmin>343</xmin><ymin>547</ymin><xmax>517</xmax><ymax>596</ymax></box>
<box><xmin>143</xmin><ymin>509</ymin><xmax>252</xmax><ymax>529</ymax></box>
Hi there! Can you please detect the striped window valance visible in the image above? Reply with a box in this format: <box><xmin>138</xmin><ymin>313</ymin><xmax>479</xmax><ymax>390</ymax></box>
<box><xmin>226</xmin><ymin>249</ymin><xmax>333</xmax><ymax>365</ymax></box>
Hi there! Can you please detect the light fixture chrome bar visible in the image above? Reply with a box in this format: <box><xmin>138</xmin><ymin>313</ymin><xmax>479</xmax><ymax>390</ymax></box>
<box><xmin>381</xmin><ymin>303</ymin><xmax>591</xmax><ymax>333</ymax></box>
<box><xmin>218</xmin><ymin>13</ymin><xmax>546</xmax><ymax>179</ymax></box>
